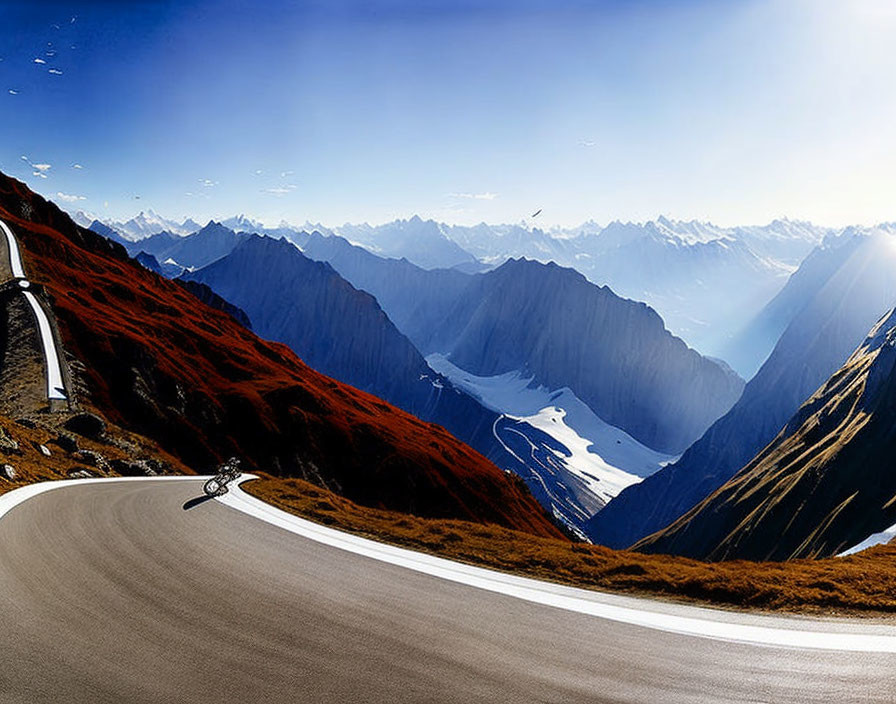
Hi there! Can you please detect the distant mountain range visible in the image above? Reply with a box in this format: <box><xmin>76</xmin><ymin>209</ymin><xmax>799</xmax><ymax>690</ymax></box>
<box><xmin>125</xmin><ymin>221</ymin><xmax>251</xmax><ymax>271</ymax></box>
<box><xmin>78</xmin><ymin>207</ymin><xmax>833</xmax><ymax>370</ymax></box>
<box><xmin>103</xmin><ymin>209</ymin><xmax>202</xmax><ymax>240</ymax></box>
<box><xmin>326</xmin><ymin>216</ymin><xmax>827</xmax><ymax>366</ymax></box>
<box><xmin>335</xmin><ymin>215</ymin><xmax>480</xmax><ymax>270</ymax></box>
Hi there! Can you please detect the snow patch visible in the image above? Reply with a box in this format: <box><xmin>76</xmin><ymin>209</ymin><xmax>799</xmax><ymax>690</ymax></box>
<box><xmin>838</xmin><ymin>523</ymin><xmax>896</xmax><ymax>556</ymax></box>
<box><xmin>427</xmin><ymin>354</ymin><xmax>674</xmax><ymax>504</ymax></box>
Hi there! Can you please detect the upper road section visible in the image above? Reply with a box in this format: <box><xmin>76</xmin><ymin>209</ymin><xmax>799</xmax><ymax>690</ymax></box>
<box><xmin>0</xmin><ymin>216</ymin><xmax>68</xmax><ymax>403</ymax></box>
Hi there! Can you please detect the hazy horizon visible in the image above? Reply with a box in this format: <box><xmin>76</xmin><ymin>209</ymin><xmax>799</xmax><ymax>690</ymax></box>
<box><xmin>65</xmin><ymin>204</ymin><xmax>890</xmax><ymax>236</ymax></box>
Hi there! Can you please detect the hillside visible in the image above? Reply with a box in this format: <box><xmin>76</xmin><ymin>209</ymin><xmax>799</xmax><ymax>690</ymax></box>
<box><xmin>0</xmin><ymin>171</ymin><xmax>562</xmax><ymax>538</ymax></box>
<box><xmin>414</xmin><ymin>258</ymin><xmax>744</xmax><ymax>455</ymax></box>
<box><xmin>587</xmin><ymin>229</ymin><xmax>896</xmax><ymax>549</ymax></box>
<box><xmin>299</xmin><ymin>238</ymin><xmax>743</xmax><ymax>464</ymax></box>
<box><xmin>636</xmin><ymin>308</ymin><xmax>896</xmax><ymax>561</ymax></box>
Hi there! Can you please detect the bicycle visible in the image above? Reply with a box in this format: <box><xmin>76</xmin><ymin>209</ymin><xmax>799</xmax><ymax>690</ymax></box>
<box><xmin>203</xmin><ymin>457</ymin><xmax>242</xmax><ymax>497</ymax></box>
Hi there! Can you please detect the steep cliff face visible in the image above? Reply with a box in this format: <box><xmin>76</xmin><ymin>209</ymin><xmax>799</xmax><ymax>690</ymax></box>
<box><xmin>0</xmin><ymin>171</ymin><xmax>562</xmax><ymax>538</ymax></box>
<box><xmin>413</xmin><ymin>259</ymin><xmax>743</xmax><ymax>456</ymax></box>
<box><xmin>187</xmin><ymin>235</ymin><xmax>463</xmax><ymax>421</ymax></box>
<box><xmin>587</xmin><ymin>230</ymin><xmax>896</xmax><ymax>549</ymax></box>
<box><xmin>300</xmin><ymin>231</ymin><xmax>474</xmax><ymax>339</ymax></box>
<box><xmin>636</xmin><ymin>309</ymin><xmax>896</xmax><ymax>561</ymax></box>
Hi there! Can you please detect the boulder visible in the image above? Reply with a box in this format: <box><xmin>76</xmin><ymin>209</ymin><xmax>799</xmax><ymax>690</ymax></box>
<box><xmin>0</xmin><ymin>427</ymin><xmax>19</xmax><ymax>453</ymax></box>
<box><xmin>53</xmin><ymin>434</ymin><xmax>79</xmax><ymax>454</ymax></box>
<box><xmin>109</xmin><ymin>458</ymin><xmax>156</xmax><ymax>477</ymax></box>
<box><xmin>63</xmin><ymin>412</ymin><xmax>107</xmax><ymax>439</ymax></box>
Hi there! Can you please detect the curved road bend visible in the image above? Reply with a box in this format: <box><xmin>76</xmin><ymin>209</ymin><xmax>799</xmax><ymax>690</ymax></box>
<box><xmin>0</xmin><ymin>478</ymin><xmax>894</xmax><ymax>703</ymax></box>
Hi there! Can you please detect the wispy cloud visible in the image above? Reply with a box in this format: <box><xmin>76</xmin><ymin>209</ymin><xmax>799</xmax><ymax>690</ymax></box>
<box><xmin>72</xmin><ymin>163</ymin><xmax>83</xmax><ymax>169</ymax></box>
<box><xmin>27</xmin><ymin>162</ymin><xmax>52</xmax><ymax>179</ymax></box>
<box><xmin>263</xmin><ymin>184</ymin><xmax>297</xmax><ymax>196</ymax></box>
<box><xmin>8</xmin><ymin>89</ymin><xmax>18</xmax><ymax>95</ymax></box>
<box><xmin>48</xmin><ymin>68</ymin><xmax>63</xmax><ymax>75</ymax></box>
<box><xmin>579</xmin><ymin>139</ymin><xmax>597</xmax><ymax>148</ymax></box>
<box><xmin>33</xmin><ymin>58</ymin><xmax>46</xmax><ymax>65</ymax></box>
<box><xmin>55</xmin><ymin>192</ymin><xmax>86</xmax><ymax>203</ymax></box>
<box><xmin>198</xmin><ymin>178</ymin><xmax>218</xmax><ymax>188</ymax></box>
<box><xmin>448</xmin><ymin>191</ymin><xmax>498</xmax><ymax>201</ymax></box>
<box><xmin>280</xmin><ymin>170</ymin><xmax>294</xmax><ymax>178</ymax></box>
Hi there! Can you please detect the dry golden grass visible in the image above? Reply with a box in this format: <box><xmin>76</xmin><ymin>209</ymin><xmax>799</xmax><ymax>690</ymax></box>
<box><xmin>246</xmin><ymin>475</ymin><xmax>896</xmax><ymax>618</ymax></box>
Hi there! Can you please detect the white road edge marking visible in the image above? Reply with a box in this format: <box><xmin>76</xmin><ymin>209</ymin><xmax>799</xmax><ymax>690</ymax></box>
<box><xmin>0</xmin><ymin>218</ymin><xmax>26</xmax><ymax>279</ymax></box>
<box><xmin>22</xmin><ymin>290</ymin><xmax>67</xmax><ymax>400</ymax></box>
<box><xmin>2</xmin><ymin>476</ymin><xmax>894</xmax><ymax>653</ymax></box>
<box><xmin>1</xmin><ymin>217</ymin><xmax>66</xmax><ymax>400</ymax></box>
<box><xmin>216</xmin><ymin>477</ymin><xmax>896</xmax><ymax>654</ymax></box>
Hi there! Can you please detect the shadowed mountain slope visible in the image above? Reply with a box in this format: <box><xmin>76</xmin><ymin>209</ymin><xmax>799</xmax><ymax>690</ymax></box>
<box><xmin>299</xmin><ymin>240</ymin><xmax>743</xmax><ymax>457</ymax></box>
<box><xmin>414</xmin><ymin>258</ymin><xmax>744</xmax><ymax>455</ymax></box>
<box><xmin>587</xmin><ymin>230</ymin><xmax>896</xmax><ymax>548</ymax></box>
<box><xmin>720</xmin><ymin>233</ymin><xmax>865</xmax><ymax>380</ymax></box>
<box><xmin>636</xmin><ymin>308</ymin><xmax>896</xmax><ymax>561</ymax></box>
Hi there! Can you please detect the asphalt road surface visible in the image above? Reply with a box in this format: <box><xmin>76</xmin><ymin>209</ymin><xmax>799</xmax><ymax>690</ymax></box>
<box><xmin>0</xmin><ymin>478</ymin><xmax>894</xmax><ymax>703</ymax></box>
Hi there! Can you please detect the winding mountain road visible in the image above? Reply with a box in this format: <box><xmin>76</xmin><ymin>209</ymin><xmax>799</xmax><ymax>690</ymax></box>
<box><xmin>0</xmin><ymin>216</ymin><xmax>68</xmax><ymax>402</ymax></box>
<box><xmin>0</xmin><ymin>477</ymin><xmax>894</xmax><ymax>703</ymax></box>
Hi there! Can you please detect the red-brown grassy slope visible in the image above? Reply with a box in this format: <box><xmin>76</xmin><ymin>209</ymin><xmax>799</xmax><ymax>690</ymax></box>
<box><xmin>0</xmin><ymin>171</ymin><xmax>562</xmax><ymax>538</ymax></box>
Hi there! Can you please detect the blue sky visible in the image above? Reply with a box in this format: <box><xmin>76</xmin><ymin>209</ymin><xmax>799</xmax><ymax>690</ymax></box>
<box><xmin>1</xmin><ymin>0</ymin><xmax>895</xmax><ymax>227</ymax></box>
